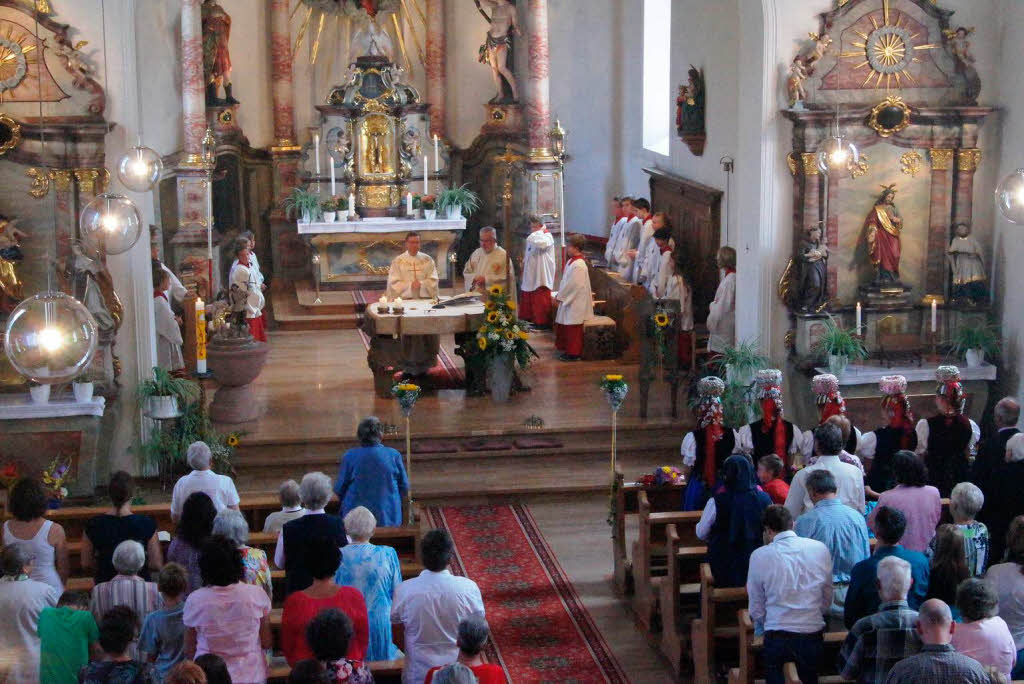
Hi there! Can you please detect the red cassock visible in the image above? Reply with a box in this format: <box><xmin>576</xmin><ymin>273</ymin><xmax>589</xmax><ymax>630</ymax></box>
<box><xmin>554</xmin><ymin>322</ymin><xmax>583</xmax><ymax>357</ymax></box>
<box><xmin>519</xmin><ymin>287</ymin><xmax>553</xmax><ymax>327</ymax></box>
<box><xmin>247</xmin><ymin>315</ymin><xmax>267</xmax><ymax>343</ymax></box>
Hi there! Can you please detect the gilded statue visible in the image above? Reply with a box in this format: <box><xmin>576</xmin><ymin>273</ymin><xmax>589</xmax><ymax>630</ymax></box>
<box><xmin>477</xmin><ymin>0</ymin><xmax>520</xmax><ymax>103</ymax></box>
<box><xmin>0</xmin><ymin>215</ymin><xmax>26</xmax><ymax>314</ymax></box>
<box><xmin>202</xmin><ymin>0</ymin><xmax>237</xmax><ymax>105</ymax></box>
<box><xmin>862</xmin><ymin>185</ymin><xmax>903</xmax><ymax>284</ymax></box>
<box><xmin>368</xmin><ymin>129</ymin><xmax>389</xmax><ymax>174</ymax></box>
<box><xmin>801</xmin><ymin>32</ymin><xmax>832</xmax><ymax>74</ymax></box>
<box><xmin>786</xmin><ymin>58</ymin><xmax>808</xmax><ymax>109</ymax></box>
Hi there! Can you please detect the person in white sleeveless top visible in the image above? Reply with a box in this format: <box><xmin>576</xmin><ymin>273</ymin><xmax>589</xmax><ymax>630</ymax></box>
<box><xmin>0</xmin><ymin>544</ymin><xmax>59</xmax><ymax>684</ymax></box>
<box><xmin>2</xmin><ymin>478</ymin><xmax>67</xmax><ymax>594</ymax></box>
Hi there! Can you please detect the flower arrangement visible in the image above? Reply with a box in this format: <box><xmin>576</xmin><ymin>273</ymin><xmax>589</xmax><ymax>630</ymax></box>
<box><xmin>649</xmin><ymin>307</ymin><xmax>673</xmax><ymax>361</ymax></box>
<box><xmin>0</xmin><ymin>462</ymin><xmax>18</xmax><ymax>490</ymax></box>
<box><xmin>600</xmin><ymin>373</ymin><xmax>629</xmax><ymax>411</ymax></box>
<box><xmin>321</xmin><ymin>197</ymin><xmax>339</xmax><ymax>213</ymax></box>
<box><xmin>475</xmin><ymin>286</ymin><xmax>531</xmax><ymax>368</ymax></box>
<box><xmin>226</xmin><ymin>434</ymin><xmax>240</xmax><ymax>448</ymax></box>
<box><xmin>41</xmin><ymin>455</ymin><xmax>72</xmax><ymax>501</ymax></box>
<box><xmin>654</xmin><ymin>465</ymin><xmax>683</xmax><ymax>486</ymax></box>
<box><xmin>414</xmin><ymin>194</ymin><xmax>436</xmax><ymax>210</ymax></box>
<box><xmin>392</xmin><ymin>382</ymin><xmax>421</xmax><ymax>417</ymax></box>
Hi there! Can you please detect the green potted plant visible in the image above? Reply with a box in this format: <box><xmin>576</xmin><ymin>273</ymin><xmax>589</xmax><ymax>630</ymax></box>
<box><xmin>27</xmin><ymin>379</ymin><xmax>50</xmax><ymax>404</ymax></box>
<box><xmin>72</xmin><ymin>369</ymin><xmax>98</xmax><ymax>403</ymax></box>
<box><xmin>137</xmin><ymin>366</ymin><xmax>201</xmax><ymax>420</ymax></box>
<box><xmin>814</xmin><ymin>318</ymin><xmax>868</xmax><ymax>375</ymax></box>
<box><xmin>711</xmin><ymin>340</ymin><xmax>770</xmax><ymax>387</ymax></box>
<box><xmin>949</xmin><ymin>322</ymin><xmax>1000</xmax><ymax>368</ymax></box>
<box><xmin>321</xmin><ymin>197</ymin><xmax>338</xmax><ymax>223</ymax></box>
<box><xmin>136</xmin><ymin>400</ymin><xmax>238</xmax><ymax>488</ymax></box>
<box><xmin>284</xmin><ymin>186</ymin><xmax>322</xmax><ymax>224</ymax></box>
<box><xmin>436</xmin><ymin>184</ymin><xmax>480</xmax><ymax>220</ymax></box>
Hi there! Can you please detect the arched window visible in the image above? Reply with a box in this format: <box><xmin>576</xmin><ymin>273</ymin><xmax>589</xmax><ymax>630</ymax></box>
<box><xmin>642</xmin><ymin>0</ymin><xmax>672</xmax><ymax>156</ymax></box>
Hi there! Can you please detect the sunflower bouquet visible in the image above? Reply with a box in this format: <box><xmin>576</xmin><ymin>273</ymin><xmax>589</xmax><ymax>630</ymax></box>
<box><xmin>600</xmin><ymin>373</ymin><xmax>629</xmax><ymax>411</ymax></box>
<box><xmin>649</xmin><ymin>306</ymin><xmax>674</xmax><ymax>361</ymax></box>
<box><xmin>475</xmin><ymin>285</ymin><xmax>531</xmax><ymax>368</ymax></box>
<box><xmin>392</xmin><ymin>382</ymin><xmax>421</xmax><ymax>417</ymax></box>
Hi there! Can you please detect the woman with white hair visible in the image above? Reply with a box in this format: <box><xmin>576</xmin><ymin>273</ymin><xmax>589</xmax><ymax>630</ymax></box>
<box><xmin>981</xmin><ymin>433</ymin><xmax>1024</xmax><ymax>565</ymax></box>
<box><xmin>275</xmin><ymin>472</ymin><xmax>348</xmax><ymax>595</ymax></box>
<box><xmin>89</xmin><ymin>540</ymin><xmax>162</xmax><ymax>653</ymax></box>
<box><xmin>927</xmin><ymin>481</ymin><xmax>990</xmax><ymax>576</ymax></box>
<box><xmin>0</xmin><ymin>544</ymin><xmax>58</xmax><ymax>683</ymax></box>
<box><xmin>424</xmin><ymin>615</ymin><xmax>503</xmax><ymax>683</ymax></box>
<box><xmin>169</xmin><ymin>441</ymin><xmax>240</xmax><ymax>522</ymax></box>
<box><xmin>213</xmin><ymin>509</ymin><xmax>271</xmax><ymax>597</ymax></box>
<box><xmin>334</xmin><ymin>506</ymin><xmax>403</xmax><ymax>661</ymax></box>
<box><xmin>335</xmin><ymin>416</ymin><xmax>409</xmax><ymax>527</ymax></box>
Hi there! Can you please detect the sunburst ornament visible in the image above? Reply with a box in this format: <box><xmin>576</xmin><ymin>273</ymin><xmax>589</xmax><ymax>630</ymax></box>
<box><xmin>0</xmin><ymin>32</ymin><xmax>37</xmax><ymax>97</ymax></box>
<box><xmin>839</xmin><ymin>0</ymin><xmax>943</xmax><ymax>90</ymax></box>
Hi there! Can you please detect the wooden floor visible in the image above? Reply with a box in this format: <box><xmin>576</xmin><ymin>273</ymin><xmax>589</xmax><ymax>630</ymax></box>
<box><xmin>219</xmin><ymin>326</ymin><xmax>689</xmax><ymax>442</ymax></box>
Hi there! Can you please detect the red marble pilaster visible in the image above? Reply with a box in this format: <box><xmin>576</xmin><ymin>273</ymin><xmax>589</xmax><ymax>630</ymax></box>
<box><xmin>926</xmin><ymin>149</ymin><xmax>953</xmax><ymax>295</ymax></box>
<box><xmin>800</xmin><ymin>153</ymin><xmax>821</xmax><ymax>236</ymax></box>
<box><xmin>269</xmin><ymin>0</ymin><xmax>296</xmax><ymax>148</ymax></box>
<box><xmin>953</xmin><ymin>148</ymin><xmax>981</xmax><ymax>228</ymax></box>
<box><xmin>181</xmin><ymin>0</ymin><xmax>206</xmax><ymax>159</ymax></box>
<box><xmin>525</xmin><ymin>0</ymin><xmax>552</xmax><ymax>155</ymax></box>
<box><xmin>425</xmin><ymin>0</ymin><xmax>446</xmax><ymax>140</ymax></box>
<box><xmin>825</xmin><ymin>170</ymin><xmax>839</xmax><ymax>303</ymax></box>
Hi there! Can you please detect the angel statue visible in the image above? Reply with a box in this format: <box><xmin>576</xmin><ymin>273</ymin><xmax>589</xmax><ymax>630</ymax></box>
<box><xmin>0</xmin><ymin>215</ymin><xmax>26</xmax><ymax>314</ymax></box>
<box><xmin>352</xmin><ymin>16</ymin><xmax>395</xmax><ymax>60</ymax></box>
<box><xmin>786</xmin><ymin>58</ymin><xmax>808</xmax><ymax>109</ymax></box>
<box><xmin>943</xmin><ymin>26</ymin><xmax>981</xmax><ymax>104</ymax></box>
<box><xmin>477</xmin><ymin>0</ymin><xmax>520</xmax><ymax>103</ymax></box>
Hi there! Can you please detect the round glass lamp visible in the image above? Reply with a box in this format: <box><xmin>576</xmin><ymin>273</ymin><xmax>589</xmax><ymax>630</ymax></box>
<box><xmin>996</xmin><ymin>169</ymin><xmax>1024</xmax><ymax>225</ymax></box>
<box><xmin>4</xmin><ymin>291</ymin><xmax>99</xmax><ymax>384</ymax></box>
<box><xmin>116</xmin><ymin>144</ymin><xmax>163</xmax><ymax>192</ymax></box>
<box><xmin>79</xmin><ymin>193</ymin><xmax>143</xmax><ymax>255</ymax></box>
<box><xmin>817</xmin><ymin>135</ymin><xmax>859</xmax><ymax>175</ymax></box>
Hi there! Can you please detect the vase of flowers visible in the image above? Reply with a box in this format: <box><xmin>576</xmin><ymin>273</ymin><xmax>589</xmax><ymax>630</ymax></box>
<box><xmin>417</xmin><ymin>194</ymin><xmax>437</xmax><ymax>220</ymax></box>
<box><xmin>28</xmin><ymin>381</ymin><xmax>50</xmax><ymax>404</ymax></box>
<box><xmin>321</xmin><ymin>197</ymin><xmax>338</xmax><ymax>223</ymax></box>
<box><xmin>475</xmin><ymin>285</ymin><xmax>531</xmax><ymax>402</ymax></box>
<box><xmin>42</xmin><ymin>455</ymin><xmax>72</xmax><ymax>507</ymax></box>
<box><xmin>600</xmin><ymin>374</ymin><xmax>629</xmax><ymax>411</ymax></box>
<box><xmin>392</xmin><ymin>382</ymin><xmax>421</xmax><ymax>418</ymax></box>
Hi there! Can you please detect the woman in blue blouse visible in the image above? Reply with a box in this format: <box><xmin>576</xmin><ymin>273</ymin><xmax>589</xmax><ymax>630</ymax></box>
<box><xmin>334</xmin><ymin>417</ymin><xmax>409</xmax><ymax>527</ymax></box>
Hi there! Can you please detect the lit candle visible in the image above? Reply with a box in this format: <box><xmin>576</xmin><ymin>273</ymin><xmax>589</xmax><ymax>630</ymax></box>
<box><xmin>423</xmin><ymin>155</ymin><xmax>429</xmax><ymax>195</ymax></box>
<box><xmin>855</xmin><ymin>301</ymin><xmax>862</xmax><ymax>333</ymax></box>
<box><xmin>931</xmin><ymin>298</ymin><xmax>937</xmax><ymax>333</ymax></box>
<box><xmin>406</xmin><ymin>192</ymin><xmax>413</xmax><ymax>216</ymax></box>
<box><xmin>434</xmin><ymin>134</ymin><xmax>440</xmax><ymax>174</ymax></box>
<box><xmin>314</xmin><ymin>134</ymin><xmax>321</xmax><ymax>176</ymax></box>
<box><xmin>195</xmin><ymin>298</ymin><xmax>207</xmax><ymax>374</ymax></box>
<box><xmin>348</xmin><ymin>191</ymin><xmax>356</xmax><ymax>219</ymax></box>
<box><xmin>330</xmin><ymin>161</ymin><xmax>336</xmax><ymax>196</ymax></box>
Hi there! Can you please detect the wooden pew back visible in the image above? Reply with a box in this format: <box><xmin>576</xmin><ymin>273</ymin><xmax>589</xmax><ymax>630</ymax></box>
<box><xmin>691</xmin><ymin>563</ymin><xmax>748</xmax><ymax>682</ymax></box>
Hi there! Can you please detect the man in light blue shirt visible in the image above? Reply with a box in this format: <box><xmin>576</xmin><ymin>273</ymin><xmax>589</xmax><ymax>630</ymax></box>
<box><xmin>795</xmin><ymin>469</ymin><xmax>871</xmax><ymax>619</ymax></box>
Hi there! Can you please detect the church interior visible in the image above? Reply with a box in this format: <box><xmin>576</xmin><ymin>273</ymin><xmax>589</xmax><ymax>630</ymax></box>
<box><xmin>3</xmin><ymin>0</ymin><xmax>1024</xmax><ymax>681</ymax></box>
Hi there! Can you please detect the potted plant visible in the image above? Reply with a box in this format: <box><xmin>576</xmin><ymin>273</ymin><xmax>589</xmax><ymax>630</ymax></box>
<box><xmin>814</xmin><ymin>318</ymin><xmax>868</xmax><ymax>375</ymax></box>
<box><xmin>418</xmin><ymin>194</ymin><xmax>437</xmax><ymax>220</ymax></box>
<box><xmin>28</xmin><ymin>380</ymin><xmax>50</xmax><ymax>404</ymax></box>
<box><xmin>72</xmin><ymin>371</ymin><xmax>96</xmax><ymax>403</ymax></box>
<box><xmin>284</xmin><ymin>186</ymin><xmax>322</xmax><ymax>224</ymax></box>
<box><xmin>321</xmin><ymin>197</ymin><xmax>338</xmax><ymax>223</ymax></box>
<box><xmin>436</xmin><ymin>185</ymin><xmax>480</xmax><ymax>220</ymax></box>
<box><xmin>135</xmin><ymin>400</ymin><xmax>238</xmax><ymax>488</ymax></box>
<box><xmin>711</xmin><ymin>340</ymin><xmax>769</xmax><ymax>388</ymax></box>
<box><xmin>950</xmin><ymin>322</ymin><xmax>1000</xmax><ymax>368</ymax></box>
<box><xmin>336</xmin><ymin>194</ymin><xmax>349</xmax><ymax>218</ymax></box>
<box><xmin>136</xmin><ymin>366</ymin><xmax>201</xmax><ymax>420</ymax></box>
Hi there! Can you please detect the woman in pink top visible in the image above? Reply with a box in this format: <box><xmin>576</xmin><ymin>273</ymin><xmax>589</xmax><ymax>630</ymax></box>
<box><xmin>184</xmin><ymin>535</ymin><xmax>271</xmax><ymax>683</ymax></box>
<box><xmin>952</xmin><ymin>577</ymin><xmax>1018</xmax><ymax>677</ymax></box>
<box><xmin>871</xmin><ymin>451</ymin><xmax>941</xmax><ymax>552</ymax></box>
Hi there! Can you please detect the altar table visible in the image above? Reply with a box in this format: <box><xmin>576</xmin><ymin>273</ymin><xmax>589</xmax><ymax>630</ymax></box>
<box><xmin>298</xmin><ymin>217</ymin><xmax>466</xmax><ymax>289</ymax></box>
<box><xmin>362</xmin><ymin>298</ymin><xmax>486</xmax><ymax>396</ymax></box>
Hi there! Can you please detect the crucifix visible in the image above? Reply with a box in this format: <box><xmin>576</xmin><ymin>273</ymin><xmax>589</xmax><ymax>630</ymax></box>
<box><xmin>408</xmin><ymin>257</ymin><xmax>422</xmax><ymax>297</ymax></box>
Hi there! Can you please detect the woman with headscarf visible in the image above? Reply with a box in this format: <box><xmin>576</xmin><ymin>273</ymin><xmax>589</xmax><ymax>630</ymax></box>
<box><xmin>858</xmin><ymin>375</ymin><xmax>917</xmax><ymax>499</ymax></box>
<box><xmin>695</xmin><ymin>454</ymin><xmax>773</xmax><ymax>587</ymax></box>
<box><xmin>680</xmin><ymin>377</ymin><xmax>738</xmax><ymax>511</ymax></box>
<box><xmin>738</xmin><ymin>370</ymin><xmax>807</xmax><ymax>472</ymax></box>
<box><xmin>915</xmin><ymin>366</ymin><xmax>980</xmax><ymax>497</ymax></box>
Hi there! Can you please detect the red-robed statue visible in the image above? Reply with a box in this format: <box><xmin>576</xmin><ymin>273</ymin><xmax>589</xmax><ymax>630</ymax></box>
<box><xmin>863</xmin><ymin>184</ymin><xmax>903</xmax><ymax>283</ymax></box>
<box><xmin>202</xmin><ymin>0</ymin><xmax>236</xmax><ymax>105</ymax></box>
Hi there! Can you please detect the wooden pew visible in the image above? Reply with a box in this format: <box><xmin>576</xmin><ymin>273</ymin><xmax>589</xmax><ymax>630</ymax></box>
<box><xmin>611</xmin><ymin>468</ymin><xmax>685</xmax><ymax>596</ymax></box>
<box><xmin>691</xmin><ymin>563</ymin><xmax>748</xmax><ymax>683</ymax></box>
<box><xmin>782</xmin><ymin>662</ymin><xmax>851</xmax><ymax>684</ymax></box>
<box><xmin>659</xmin><ymin>523</ymin><xmax>708</xmax><ymax>678</ymax></box>
<box><xmin>631</xmin><ymin>491</ymin><xmax>702</xmax><ymax>633</ymax></box>
<box><xmin>729</xmin><ymin>609</ymin><xmax>848</xmax><ymax>684</ymax></box>
<box><xmin>269</xmin><ymin>659</ymin><xmax>404</xmax><ymax>684</ymax></box>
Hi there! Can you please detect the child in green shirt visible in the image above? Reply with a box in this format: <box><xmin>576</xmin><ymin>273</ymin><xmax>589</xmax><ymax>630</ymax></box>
<box><xmin>38</xmin><ymin>590</ymin><xmax>100</xmax><ymax>684</ymax></box>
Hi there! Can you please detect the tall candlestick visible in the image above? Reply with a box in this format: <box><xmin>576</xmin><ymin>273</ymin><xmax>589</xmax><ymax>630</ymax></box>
<box><xmin>330</xmin><ymin>161</ymin><xmax>336</xmax><ymax>196</ymax></box>
<box><xmin>406</xmin><ymin>192</ymin><xmax>413</xmax><ymax>216</ymax></box>
<box><xmin>433</xmin><ymin>134</ymin><xmax>440</xmax><ymax>175</ymax></box>
<box><xmin>423</xmin><ymin>155</ymin><xmax>429</xmax><ymax>195</ymax></box>
<box><xmin>855</xmin><ymin>302</ymin><xmax>862</xmax><ymax>334</ymax></box>
<box><xmin>348</xmin><ymin>191</ymin><xmax>356</xmax><ymax>219</ymax></box>
<box><xmin>314</xmin><ymin>134</ymin><xmax>321</xmax><ymax>176</ymax></box>
<box><xmin>931</xmin><ymin>298</ymin><xmax>937</xmax><ymax>333</ymax></box>
<box><xmin>195</xmin><ymin>298</ymin><xmax>207</xmax><ymax>374</ymax></box>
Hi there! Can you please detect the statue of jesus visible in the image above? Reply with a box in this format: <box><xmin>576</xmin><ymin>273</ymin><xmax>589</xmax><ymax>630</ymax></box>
<box><xmin>863</xmin><ymin>185</ymin><xmax>903</xmax><ymax>284</ymax></box>
<box><xmin>478</xmin><ymin>0</ymin><xmax>520</xmax><ymax>103</ymax></box>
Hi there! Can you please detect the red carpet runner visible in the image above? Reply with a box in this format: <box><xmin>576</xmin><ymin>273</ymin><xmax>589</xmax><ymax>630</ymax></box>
<box><xmin>424</xmin><ymin>505</ymin><xmax>630</xmax><ymax>684</ymax></box>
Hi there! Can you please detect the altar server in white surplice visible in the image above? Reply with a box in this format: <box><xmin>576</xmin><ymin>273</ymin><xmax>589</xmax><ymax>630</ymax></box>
<box><xmin>153</xmin><ymin>267</ymin><xmax>184</xmax><ymax>371</ymax></box>
<box><xmin>611</xmin><ymin>200</ymin><xmax>643</xmax><ymax>280</ymax></box>
<box><xmin>554</xmin><ymin>234</ymin><xmax>594</xmax><ymax>362</ymax></box>
<box><xmin>387</xmin><ymin>232</ymin><xmax>439</xmax><ymax>300</ymax></box>
<box><xmin>520</xmin><ymin>215</ymin><xmax>557</xmax><ymax>328</ymax></box>
<box><xmin>707</xmin><ymin>245</ymin><xmax>737</xmax><ymax>353</ymax></box>
<box><xmin>628</xmin><ymin>199</ymin><xmax>656</xmax><ymax>285</ymax></box>
<box><xmin>229</xmin><ymin>230</ymin><xmax>265</xmax><ymax>291</ymax></box>
<box><xmin>464</xmin><ymin>226</ymin><xmax>516</xmax><ymax>300</ymax></box>
<box><xmin>605</xmin><ymin>196</ymin><xmax>627</xmax><ymax>265</ymax></box>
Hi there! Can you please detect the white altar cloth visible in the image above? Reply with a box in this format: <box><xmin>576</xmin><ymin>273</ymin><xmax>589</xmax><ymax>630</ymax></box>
<box><xmin>297</xmin><ymin>217</ymin><xmax>467</xmax><ymax>235</ymax></box>
<box><xmin>814</xmin><ymin>362</ymin><xmax>997</xmax><ymax>386</ymax></box>
<box><xmin>0</xmin><ymin>396</ymin><xmax>106</xmax><ymax>420</ymax></box>
<box><xmin>366</xmin><ymin>297</ymin><xmax>486</xmax><ymax>336</ymax></box>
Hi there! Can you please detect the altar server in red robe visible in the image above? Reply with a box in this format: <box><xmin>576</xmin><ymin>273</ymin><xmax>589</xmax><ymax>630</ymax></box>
<box><xmin>554</xmin><ymin>234</ymin><xmax>593</xmax><ymax>362</ymax></box>
<box><xmin>519</xmin><ymin>215</ymin><xmax>556</xmax><ymax>329</ymax></box>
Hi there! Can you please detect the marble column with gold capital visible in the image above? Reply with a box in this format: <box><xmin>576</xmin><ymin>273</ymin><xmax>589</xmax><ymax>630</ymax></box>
<box><xmin>425</xmin><ymin>0</ymin><xmax>446</xmax><ymax>140</ymax></box>
<box><xmin>270</xmin><ymin>0</ymin><xmax>297</xmax><ymax>150</ymax></box>
<box><xmin>181</xmin><ymin>0</ymin><xmax>206</xmax><ymax>162</ymax></box>
<box><xmin>525</xmin><ymin>0</ymin><xmax>552</xmax><ymax>159</ymax></box>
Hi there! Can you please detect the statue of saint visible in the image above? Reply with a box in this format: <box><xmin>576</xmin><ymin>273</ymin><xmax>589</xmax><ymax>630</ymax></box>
<box><xmin>0</xmin><ymin>215</ymin><xmax>26</xmax><ymax>314</ymax></box>
<box><xmin>863</xmin><ymin>185</ymin><xmax>903</xmax><ymax>284</ymax></box>
<box><xmin>796</xmin><ymin>223</ymin><xmax>829</xmax><ymax>312</ymax></box>
<box><xmin>947</xmin><ymin>222</ymin><xmax>988</xmax><ymax>304</ymax></box>
<box><xmin>202</xmin><ymin>0</ymin><xmax>236</xmax><ymax>105</ymax></box>
<box><xmin>477</xmin><ymin>0</ymin><xmax>520</xmax><ymax>103</ymax></box>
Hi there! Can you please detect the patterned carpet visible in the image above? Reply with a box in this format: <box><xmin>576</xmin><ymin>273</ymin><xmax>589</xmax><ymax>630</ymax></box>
<box><xmin>425</xmin><ymin>504</ymin><xmax>630</xmax><ymax>684</ymax></box>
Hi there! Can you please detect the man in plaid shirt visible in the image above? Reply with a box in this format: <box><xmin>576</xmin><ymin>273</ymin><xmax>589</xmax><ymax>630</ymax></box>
<box><xmin>838</xmin><ymin>556</ymin><xmax>921</xmax><ymax>682</ymax></box>
<box><xmin>883</xmin><ymin>599</ymin><xmax>991</xmax><ymax>683</ymax></box>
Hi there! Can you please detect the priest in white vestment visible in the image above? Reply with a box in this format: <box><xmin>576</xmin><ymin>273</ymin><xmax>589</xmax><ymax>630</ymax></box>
<box><xmin>229</xmin><ymin>238</ymin><xmax>267</xmax><ymax>342</ymax></box>
<box><xmin>554</xmin><ymin>234</ymin><xmax>594</xmax><ymax>361</ymax></box>
<box><xmin>707</xmin><ymin>245</ymin><xmax>736</xmax><ymax>353</ymax></box>
<box><xmin>153</xmin><ymin>267</ymin><xmax>184</xmax><ymax>371</ymax></box>
<box><xmin>387</xmin><ymin>232</ymin><xmax>439</xmax><ymax>300</ymax></box>
<box><xmin>464</xmin><ymin>226</ymin><xmax>516</xmax><ymax>300</ymax></box>
<box><xmin>520</xmin><ymin>216</ymin><xmax>556</xmax><ymax>328</ymax></box>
